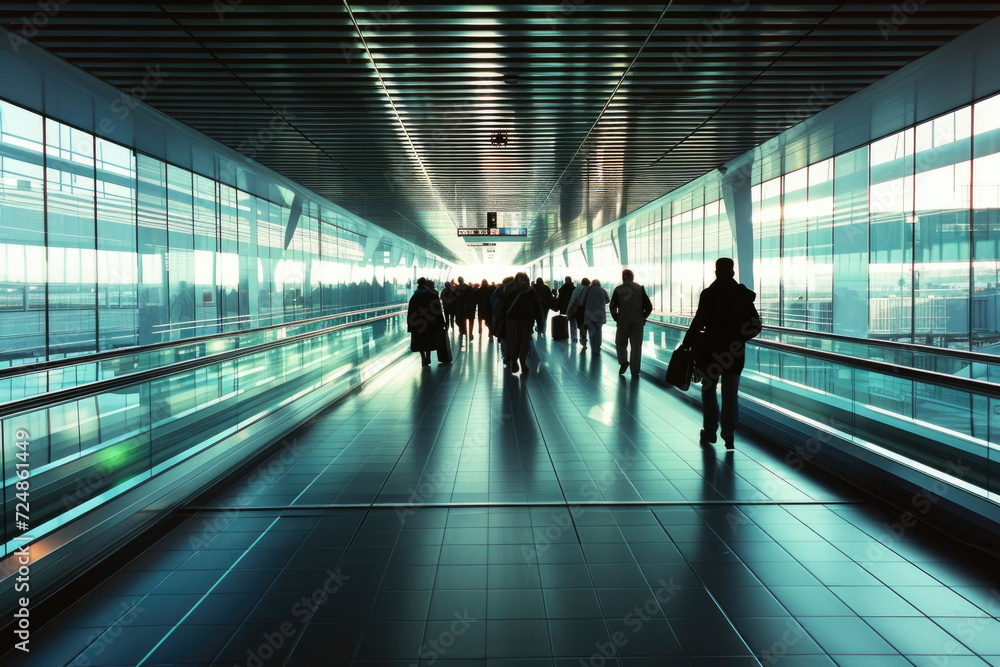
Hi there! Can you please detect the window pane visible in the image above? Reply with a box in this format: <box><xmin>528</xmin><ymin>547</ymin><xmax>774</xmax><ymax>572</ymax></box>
<box><xmin>137</xmin><ymin>155</ymin><xmax>168</xmax><ymax>344</ymax></box>
<box><xmin>833</xmin><ymin>146</ymin><xmax>870</xmax><ymax>337</ymax></box>
<box><xmin>807</xmin><ymin>159</ymin><xmax>834</xmax><ymax>331</ymax></box>
<box><xmin>0</xmin><ymin>101</ymin><xmax>46</xmax><ymax>364</ymax></box>
<box><xmin>46</xmin><ymin>119</ymin><xmax>96</xmax><ymax>358</ymax></box>
<box><xmin>167</xmin><ymin>165</ymin><xmax>195</xmax><ymax>340</ymax></box>
<box><xmin>972</xmin><ymin>93</ymin><xmax>1000</xmax><ymax>351</ymax></box>
<box><xmin>914</xmin><ymin>108</ymin><xmax>972</xmax><ymax>348</ymax></box>
<box><xmin>755</xmin><ymin>178</ymin><xmax>781</xmax><ymax>325</ymax></box>
<box><xmin>782</xmin><ymin>168</ymin><xmax>808</xmax><ymax>329</ymax></box>
<box><xmin>96</xmin><ymin>137</ymin><xmax>137</xmax><ymax>351</ymax></box>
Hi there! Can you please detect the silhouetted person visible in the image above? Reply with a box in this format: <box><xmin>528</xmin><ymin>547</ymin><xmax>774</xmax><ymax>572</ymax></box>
<box><xmin>567</xmin><ymin>277</ymin><xmax>591</xmax><ymax>350</ymax></box>
<box><xmin>462</xmin><ymin>283</ymin><xmax>478</xmax><ymax>341</ymax></box>
<box><xmin>504</xmin><ymin>272</ymin><xmax>543</xmax><ymax>375</ymax></box>
<box><xmin>532</xmin><ymin>277</ymin><xmax>555</xmax><ymax>335</ymax></box>
<box><xmin>453</xmin><ymin>276</ymin><xmax>474</xmax><ymax>344</ymax></box>
<box><xmin>441</xmin><ymin>281</ymin><xmax>457</xmax><ymax>330</ymax></box>
<box><xmin>582</xmin><ymin>278</ymin><xmax>610</xmax><ymax>353</ymax></box>
<box><xmin>609</xmin><ymin>269</ymin><xmax>652</xmax><ymax>378</ymax></box>
<box><xmin>492</xmin><ymin>276</ymin><xmax>514</xmax><ymax>365</ymax></box>
<box><xmin>556</xmin><ymin>276</ymin><xmax>577</xmax><ymax>340</ymax></box>
<box><xmin>683</xmin><ymin>257</ymin><xmax>761</xmax><ymax>449</ymax></box>
<box><xmin>477</xmin><ymin>279</ymin><xmax>494</xmax><ymax>337</ymax></box>
<box><xmin>408</xmin><ymin>277</ymin><xmax>446</xmax><ymax>366</ymax></box>
<box><xmin>170</xmin><ymin>280</ymin><xmax>194</xmax><ymax>340</ymax></box>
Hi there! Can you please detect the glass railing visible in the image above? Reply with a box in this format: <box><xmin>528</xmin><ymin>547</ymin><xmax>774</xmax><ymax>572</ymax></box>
<box><xmin>648</xmin><ymin>312</ymin><xmax>1000</xmax><ymax>380</ymax></box>
<box><xmin>0</xmin><ymin>304</ymin><xmax>406</xmax><ymax>404</ymax></box>
<box><xmin>644</xmin><ymin>316</ymin><xmax>999</xmax><ymax>505</ymax></box>
<box><xmin>0</xmin><ymin>308</ymin><xmax>408</xmax><ymax>556</ymax></box>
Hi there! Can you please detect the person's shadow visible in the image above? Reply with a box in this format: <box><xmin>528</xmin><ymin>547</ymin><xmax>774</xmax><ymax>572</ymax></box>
<box><xmin>719</xmin><ymin>449</ymin><xmax>735</xmax><ymax>500</ymax></box>
<box><xmin>700</xmin><ymin>444</ymin><xmax>736</xmax><ymax>501</ymax></box>
<box><xmin>614</xmin><ymin>375</ymin><xmax>641</xmax><ymax>442</ymax></box>
<box><xmin>586</xmin><ymin>349</ymin><xmax>603</xmax><ymax>380</ymax></box>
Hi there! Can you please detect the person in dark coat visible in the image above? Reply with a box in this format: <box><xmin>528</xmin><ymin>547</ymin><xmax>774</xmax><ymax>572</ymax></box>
<box><xmin>566</xmin><ymin>278</ymin><xmax>592</xmax><ymax>350</ymax></box>
<box><xmin>532</xmin><ymin>277</ymin><xmax>555</xmax><ymax>335</ymax></box>
<box><xmin>453</xmin><ymin>276</ymin><xmax>474</xmax><ymax>344</ymax></box>
<box><xmin>504</xmin><ymin>272</ymin><xmax>543</xmax><ymax>375</ymax></box>
<box><xmin>556</xmin><ymin>276</ymin><xmax>577</xmax><ymax>340</ymax></box>
<box><xmin>477</xmin><ymin>279</ymin><xmax>494</xmax><ymax>337</ymax></box>
<box><xmin>683</xmin><ymin>257</ymin><xmax>762</xmax><ymax>449</ymax></box>
<box><xmin>463</xmin><ymin>283</ymin><xmax>479</xmax><ymax>340</ymax></box>
<box><xmin>408</xmin><ymin>277</ymin><xmax>446</xmax><ymax>366</ymax></box>
<box><xmin>609</xmin><ymin>270</ymin><xmax>652</xmax><ymax>377</ymax></box>
<box><xmin>491</xmin><ymin>277</ymin><xmax>514</xmax><ymax>364</ymax></box>
<box><xmin>582</xmin><ymin>278</ymin><xmax>610</xmax><ymax>353</ymax></box>
<box><xmin>441</xmin><ymin>281</ymin><xmax>457</xmax><ymax>330</ymax></box>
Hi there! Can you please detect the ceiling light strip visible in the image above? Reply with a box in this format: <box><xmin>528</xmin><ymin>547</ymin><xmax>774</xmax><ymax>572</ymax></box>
<box><xmin>525</xmin><ymin>0</ymin><xmax>676</xmax><ymax>229</ymax></box>
<box><xmin>343</xmin><ymin>0</ymin><xmax>457</xmax><ymax>229</ymax></box>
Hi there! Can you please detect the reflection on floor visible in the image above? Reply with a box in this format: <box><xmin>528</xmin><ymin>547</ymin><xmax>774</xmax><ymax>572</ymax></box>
<box><xmin>10</xmin><ymin>331</ymin><xmax>1000</xmax><ymax>666</ymax></box>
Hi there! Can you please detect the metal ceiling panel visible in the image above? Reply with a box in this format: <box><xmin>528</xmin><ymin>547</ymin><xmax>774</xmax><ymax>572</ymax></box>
<box><xmin>4</xmin><ymin>0</ymin><xmax>999</xmax><ymax>265</ymax></box>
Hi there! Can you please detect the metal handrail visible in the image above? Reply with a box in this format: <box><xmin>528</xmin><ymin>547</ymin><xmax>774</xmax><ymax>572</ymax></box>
<box><xmin>647</xmin><ymin>319</ymin><xmax>1000</xmax><ymax>398</ymax></box>
<box><xmin>762</xmin><ymin>325</ymin><xmax>1000</xmax><ymax>365</ymax></box>
<box><xmin>650</xmin><ymin>312</ymin><xmax>1000</xmax><ymax>364</ymax></box>
<box><xmin>0</xmin><ymin>310</ymin><xmax>405</xmax><ymax>420</ymax></box>
<box><xmin>0</xmin><ymin>303</ymin><xmax>407</xmax><ymax>382</ymax></box>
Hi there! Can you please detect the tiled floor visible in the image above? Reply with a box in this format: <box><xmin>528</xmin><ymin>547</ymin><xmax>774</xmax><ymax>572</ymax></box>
<box><xmin>8</xmin><ymin>332</ymin><xmax>1000</xmax><ymax>666</ymax></box>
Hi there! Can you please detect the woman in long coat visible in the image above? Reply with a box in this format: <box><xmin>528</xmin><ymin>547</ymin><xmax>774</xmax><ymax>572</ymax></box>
<box><xmin>491</xmin><ymin>277</ymin><xmax>514</xmax><ymax>365</ymax></box>
<box><xmin>408</xmin><ymin>277</ymin><xmax>446</xmax><ymax>366</ymax></box>
<box><xmin>504</xmin><ymin>272</ymin><xmax>543</xmax><ymax>375</ymax></box>
<box><xmin>566</xmin><ymin>277</ymin><xmax>591</xmax><ymax>350</ymax></box>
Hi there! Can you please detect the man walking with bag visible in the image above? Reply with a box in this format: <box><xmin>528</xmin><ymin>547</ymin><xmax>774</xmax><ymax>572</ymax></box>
<box><xmin>609</xmin><ymin>269</ymin><xmax>653</xmax><ymax>378</ymax></box>
<box><xmin>683</xmin><ymin>258</ymin><xmax>761</xmax><ymax>449</ymax></box>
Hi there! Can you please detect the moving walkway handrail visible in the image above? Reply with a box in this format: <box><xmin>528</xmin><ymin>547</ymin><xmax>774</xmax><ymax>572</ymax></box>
<box><xmin>759</xmin><ymin>323</ymin><xmax>1000</xmax><ymax>365</ymax></box>
<box><xmin>0</xmin><ymin>303</ymin><xmax>407</xmax><ymax>382</ymax></box>
<box><xmin>647</xmin><ymin>319</ymin><xmax>1000</xmax><ymax>398</ymax></box>
<box><xmin>0</xmin><ymin>309</ymin><xmax>406</xmax><ymax>420</ymax></box>
<box><xmin>651</xmin><ymin>311</ymin><xmax>1000</xmax><ymax>365</ymax></box>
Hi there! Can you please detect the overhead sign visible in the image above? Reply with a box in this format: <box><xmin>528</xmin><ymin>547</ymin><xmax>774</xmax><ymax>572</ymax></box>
<box><xmin>457</xmin><ymin>227</ymin><xmax>527</xmax><ymax>237</ymax></box>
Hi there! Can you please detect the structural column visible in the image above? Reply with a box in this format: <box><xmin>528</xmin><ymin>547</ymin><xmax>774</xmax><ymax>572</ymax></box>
<box><xmin>721</xmin><ymin>165</ymin><xmax>755</xmax><ymax>288</ymax></box>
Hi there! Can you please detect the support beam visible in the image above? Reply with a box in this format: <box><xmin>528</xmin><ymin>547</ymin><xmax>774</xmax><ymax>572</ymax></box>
<box><xmin>283</xmin><ymin>193</ymin><xmax>303</xmax><ymax>250</ymax></box>
<box><xmin>363</xmin><ymin>229</ymin><xmax>384</xmax><ymax>264</ymax></box>
<box><xmin>721</xmin><ymin>165</ymin><xmax>755</xmax><ymax>288</ymax></box>
<box><xmin>616</xmin><ymin>221</ymin><xmax>629</xmax><ymax>268</ymax></box>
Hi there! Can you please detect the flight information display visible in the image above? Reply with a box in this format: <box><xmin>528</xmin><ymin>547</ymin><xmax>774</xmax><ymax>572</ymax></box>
<box><xmin>457</xmin><ymin>227</ymin><xmax>527</xmax><ymax>236</ymax></box>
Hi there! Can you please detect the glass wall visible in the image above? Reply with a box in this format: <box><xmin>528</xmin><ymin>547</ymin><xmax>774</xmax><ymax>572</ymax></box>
<box><xmin>534</xmin><ymin>90</ymin><xmax>1000</xmax><ymax>354</ymax></box>
<box><xmin>0</xmin><ymin>98</ymin><xmax>446</xmax><ymax>367</ymax></box>
<box><xmin>973</xmin><ymin>94</ymin><xmax>1000</xmax><ymax>351</ymax></box>
<box><xmin>0</xmin><ymin>102</ymin><xmax>46</xmax><ymax>365</ymax></box>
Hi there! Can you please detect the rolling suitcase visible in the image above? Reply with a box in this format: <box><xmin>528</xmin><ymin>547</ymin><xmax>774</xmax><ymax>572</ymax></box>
<box><xmin>437</xmin><ymin>329</ymin><xmax>453</xmax><ymax>363</ymax></box>
<box><xmin>551</xmin><ymin>315</ymin><xmax>569</xmax><ymax>340</ymax></box>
